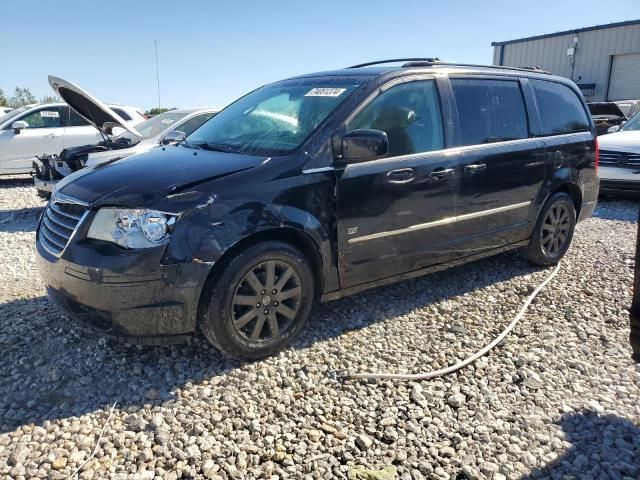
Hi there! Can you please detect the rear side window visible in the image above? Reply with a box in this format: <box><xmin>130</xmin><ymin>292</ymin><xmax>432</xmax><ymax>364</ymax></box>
<box><xmin>531</xmin><ymin>80</ymin><xmax>590</xmax><ymax>135</ymax></box>
<box><xmin>348</xmin><ymin>80</ymin><xmax>444</xmax><ymax>157</ymax></box>
<box><xmin>451</xmin><ymin>78</ymin><xmax>529</xmax><ymax>147</ymax></box>
<box><xmin>111</xmin><ymin>108</ymin><xmax>132</xmax><ymax>121</ymax></box>
<box><xmin>69</xmin><ymin>109</ymin><xmax>91</xmax><ymax>127</ymax></box>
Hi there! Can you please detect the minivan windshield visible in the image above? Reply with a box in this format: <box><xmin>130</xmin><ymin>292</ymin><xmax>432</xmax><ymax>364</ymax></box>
<box><xmin>620</xmin><ymin>112</ymin><xmax>640</xmax><ymax>132</ymax></box>
<box><xmin>187</xmin><ymin>79</ymin><xmax>362</xmax><ymax>156</ymax></box>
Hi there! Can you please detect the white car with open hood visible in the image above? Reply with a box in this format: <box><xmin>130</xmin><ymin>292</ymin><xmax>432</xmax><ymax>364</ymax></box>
<box><xmin>0</xmin><ymin>79</ymin><xmax>144</xmax><ymax>175</ymax></box>
<box><xmin>32</xmin><ymin>78</ymin><xmax>217</xmax><ymax>194</ymax></box>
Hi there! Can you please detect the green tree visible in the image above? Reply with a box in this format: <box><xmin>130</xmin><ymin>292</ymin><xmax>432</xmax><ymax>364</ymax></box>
<box><xmin>144</xmin><ymin>107</ymin><xmax>175</xmax><ymax>117</ymax></box>
<box><xmin>40</xmin><ymin>95</ymin><xmax>60</xmax><ymax>104</ymax></box>
<box><xmin>0</xmin><ymin>88</ymin><xmax>7</xmax><ymax>107</ymax></box>
<box><xmin>8</xmin><ymin>87</ymin><xmax>37</xmax><ymax>108</ymax></box>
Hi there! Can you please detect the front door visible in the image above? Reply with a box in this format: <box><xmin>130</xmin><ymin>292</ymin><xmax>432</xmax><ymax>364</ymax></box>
<box><xmin>336</xmin><ymin>78</ymin><xmax>460</xmax><ymax>287</ymax></box>
<box><xmin>0</xmin><ymin>105</ymin><xmax>66</xmax><ymax>174</ymax></box>
<box><xmin>448</xmin><ymin>77</ymin><xmax>546</xmax><ymax>255</ymax></box>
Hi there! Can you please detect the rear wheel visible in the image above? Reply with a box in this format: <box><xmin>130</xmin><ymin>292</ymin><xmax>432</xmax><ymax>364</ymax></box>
<box><xmin>524</xmin><ymin>192</ymin><xmax>576</xmax><ymax>266</ymax></box>
<box><xmin>199</xmin><ymin>241</ymin><xmax>315</xmax><ymax>360</ymax></box>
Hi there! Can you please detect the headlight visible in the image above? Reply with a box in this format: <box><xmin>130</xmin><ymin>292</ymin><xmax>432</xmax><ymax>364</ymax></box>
<box><xmin>87</xmin><ymin>208</ymin><xmax>178</xmax><ymax>249</ymax></box>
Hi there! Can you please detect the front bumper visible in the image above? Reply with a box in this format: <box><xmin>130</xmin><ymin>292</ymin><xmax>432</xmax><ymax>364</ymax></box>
<box><xmin>34</xmin><ymin>177</ymin><xmax>58</xmax><ymax>193</ymax></box>
<box><xmin>36</xmin><ymin>228</ymin><xmax>212</xmax><ymax>345</ymax></box>
<box><xmin>599</xmin><ymin>178</ymin><xmax>640</xmax><ymax>197</ymax></box>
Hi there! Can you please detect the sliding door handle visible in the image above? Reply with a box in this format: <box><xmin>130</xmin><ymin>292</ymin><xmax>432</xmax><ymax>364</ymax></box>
<box><xmin>429</xmin><ymin>167</ymin><xmax>455</xmax><ymax>179</ymax></box>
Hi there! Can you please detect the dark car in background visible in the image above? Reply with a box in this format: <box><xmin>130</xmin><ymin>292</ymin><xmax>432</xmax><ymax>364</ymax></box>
<box><xmin>588</xmin><ymin>102</ymin><xmax>628</xmax><ymax>135</ymax></box>
<box><xmin>36</xmin><ymin>59</ymin><xmax>599</xmax><ymax>360</ymax></box>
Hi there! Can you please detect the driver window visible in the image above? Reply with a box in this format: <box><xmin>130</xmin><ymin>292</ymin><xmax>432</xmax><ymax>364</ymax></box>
<box><xmin>18</xmin><ymin>106</ymin><xmax>66</xmax><ymax>129</ymax></box>
<box><xmin>348</xmin><ymin>80</ymin><xmax>443</xmax><ymax>157</ymax></box>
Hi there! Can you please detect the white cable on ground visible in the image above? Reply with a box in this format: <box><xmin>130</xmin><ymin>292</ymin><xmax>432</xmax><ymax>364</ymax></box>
<box><xmin>67</xmin><ymin>401</ymin><xmax>117</xmax><ymax>479</ymax></box>
<box><xmin>340</xmin><ymin>262</ymin><xmax>562</xmax><ymax>381</ymax></box>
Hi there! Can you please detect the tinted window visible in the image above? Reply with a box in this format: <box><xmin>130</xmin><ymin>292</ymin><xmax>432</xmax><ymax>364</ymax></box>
<box><xmin>112</xmin><ymin>108</ymin><xmax>132</xmax><ymax>121</ymax></box>
<box><xmin>532</xmin><ymin>80</ymin><xmax>590</xmax><ymax>135</ymax></box>
<box><xmin>69</xmin><ymin>109</ymin><xmax>91</xmax><ymax>127</ymax></box>
<box><xmin>451</xmin><ymin>79</ymin><xmax>528</xmax><ymax>146</ymax></box>
<box><xmin>348</xmin><ymin>80</ymin><xmax>443</xmax><ymax>157</ymax></box>
<box><xmin>18</xmin><ymin>106</ymin><xmax>67</xmax><ymax>129</ymax></box>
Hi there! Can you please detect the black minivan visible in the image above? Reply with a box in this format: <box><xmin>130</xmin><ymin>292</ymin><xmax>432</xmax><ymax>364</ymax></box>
<box><xmin>36</xmin><ymin>59</ymin><xmax>599</xmax><ymax>360</ymax></box>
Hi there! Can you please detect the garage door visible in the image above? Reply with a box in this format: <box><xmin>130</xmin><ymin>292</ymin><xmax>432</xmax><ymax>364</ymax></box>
<box><xmin>608</xmin><ymin>53</ymin><xmax>640</xmax><ymax>101</ymax></box>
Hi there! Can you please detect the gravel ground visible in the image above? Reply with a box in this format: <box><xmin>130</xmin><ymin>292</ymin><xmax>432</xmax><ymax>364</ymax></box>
<box><xmin>0</xmin><ymin>176</ymin><xmax>639</xmax><ymax>480</ymax></box>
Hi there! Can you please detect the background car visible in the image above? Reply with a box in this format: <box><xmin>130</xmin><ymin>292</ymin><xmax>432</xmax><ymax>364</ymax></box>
<box><xmin>598</xmin><ymin>112</ymin><xmax>640</xmax><ymax>196</ymax></box>
<box><xmin>588</xmin><ymin>102</ymin><xmax>627</xmax><ymax>135</ymax></box>
<box><xmin>0</xmin><ymin>95</ymin><xmax>144</xmax><ymax>175</ymax></box>
<box><xmin>615</xmin><ymin>99</ymin><xmax>640</xmax><ymax>120</ymax></box>
<box><xmin>34</xmin><ymin>107</ymin><xmax>218</xmax><ymax>193</ymax></box>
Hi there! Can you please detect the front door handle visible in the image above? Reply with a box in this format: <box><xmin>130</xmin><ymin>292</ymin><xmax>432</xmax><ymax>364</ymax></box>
<box><xmin>464</xmin><ymin>163</ymin><xmax>486</xmax><ymax>174</ymax></box>
<box><xmin>46</xmin><ymin>133</ymin><xmax>60</xmax><ymax>139</ymax></box>
<box><xmin>386</xmin><ymin>168</ymin><xmax>415</xmax><ymax>183</ymax></box>
<box><xmin>429</xmin><ymin>167</ymin><xmax>455</xmax><ymax>179</ymax></box>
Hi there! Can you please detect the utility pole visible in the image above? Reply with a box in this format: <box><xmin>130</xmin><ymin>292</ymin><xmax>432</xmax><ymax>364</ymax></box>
<box><xmin>155</xmin><ymin>40</ymin><xmax>161</xmax><ymax>109</ymax></box>
<box><xmin>630</xmin><ymin>206</ymin><xmax>640</xmax><ymax>362</ymax></box>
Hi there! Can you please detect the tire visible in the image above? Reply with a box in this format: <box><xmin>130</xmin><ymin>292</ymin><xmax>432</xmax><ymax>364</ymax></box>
<box><xmin>524</xmin><ymin>192</ymin><xmax>576</xmax><ymax>266</ymax></box>
<box><xmin>199</xmin><ymin>241</ymin><xmax>315</xmax><ymax>360</ymax></box>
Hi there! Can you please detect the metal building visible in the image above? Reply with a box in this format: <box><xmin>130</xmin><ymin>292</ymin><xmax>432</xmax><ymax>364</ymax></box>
<box><xmin>492</xmin><ymin>20</ymin><xmax>640</xmax><ymax>101</ymax></box>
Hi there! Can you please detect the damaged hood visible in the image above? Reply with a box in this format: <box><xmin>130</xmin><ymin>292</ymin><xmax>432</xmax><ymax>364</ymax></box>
<box><xmin>56</xmin><ymin>146</ymin><xmax>268</xmax><ymax>206</ymax></box>
<box><xmin>49</xmin><ymin>75</ymin><xmax>142</xmax><ymax>138</ymax></box>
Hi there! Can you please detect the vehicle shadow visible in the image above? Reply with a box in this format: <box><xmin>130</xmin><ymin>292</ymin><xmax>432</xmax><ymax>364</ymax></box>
<box><xmin>0</xmin><ymin>175</ymin><xmax>33</xmax><ymax>189</ymax></box>
<box><xmin>592</xmin><ymin>199</ymin><xmax>639</xmax><ymax>223</ymax></box>
<box><xmin>522</xmin><ymin>411</ymin><xmax>639</xmax><ymax>479</ymax></box>
<box><xmin>0</xmin><ymin>206</ymin><xmax>45</xmax><ymax>233</ymax></box>
<box><xmin>0</xmin><ymin>251</ymin><xmax>539</xmax><ymax>433</ymax></box>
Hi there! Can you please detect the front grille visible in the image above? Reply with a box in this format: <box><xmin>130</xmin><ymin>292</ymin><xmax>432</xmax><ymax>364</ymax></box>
<box><xmin>599</xmin><ymin>150</ymin><xmax>640</xmax><ymax>167</ymax></box>
<box><xmin>39</xmin><ymin>199</ymin><xmax>87</xmax><ymax>255</ymax></box>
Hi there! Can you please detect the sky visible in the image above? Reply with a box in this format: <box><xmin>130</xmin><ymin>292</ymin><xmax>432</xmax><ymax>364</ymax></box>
<box><xmin>1</xmin><ymin>0</ymin><xmax>639</xmax><ymax>111</ymax></box>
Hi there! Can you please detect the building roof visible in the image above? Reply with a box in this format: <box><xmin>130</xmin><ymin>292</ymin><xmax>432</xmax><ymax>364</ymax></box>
<box><xmin>491</xmin><ymin>19</ymin><xmax>640</xmax><ymax>46</ymax></box>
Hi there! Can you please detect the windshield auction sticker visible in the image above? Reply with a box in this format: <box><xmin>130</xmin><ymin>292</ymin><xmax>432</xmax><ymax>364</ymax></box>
<box><xmin>305</xmin><ymin>88</ymin><xmax>347</xmax><ymax>97</ymax></box>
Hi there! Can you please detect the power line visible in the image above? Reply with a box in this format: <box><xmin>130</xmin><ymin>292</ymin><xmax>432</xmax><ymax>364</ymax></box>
<box><xmin>155</xmin><ymin>40</ymin><xmax>161</xmax><ymax>108</ymax></box>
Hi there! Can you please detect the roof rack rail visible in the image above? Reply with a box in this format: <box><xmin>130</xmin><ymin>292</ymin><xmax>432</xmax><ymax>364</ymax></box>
<box><xmin>347</xmin><ymin>58</ymin><xmax>442</xmax><ymax>68</ymax></box>
<box><xmin>348</xmin><ymin>59</ymin><xmax>552</xmax><ymax>75</ymax></box>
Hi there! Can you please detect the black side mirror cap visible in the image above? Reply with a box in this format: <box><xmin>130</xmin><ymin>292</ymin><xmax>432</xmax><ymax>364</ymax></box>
<box><xmin>339</xmin><ymin>129</ymin><xmax>389</xmax><ymax>164</ymax></box>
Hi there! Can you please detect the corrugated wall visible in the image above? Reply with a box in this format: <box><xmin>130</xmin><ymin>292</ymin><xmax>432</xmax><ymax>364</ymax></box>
<box><xmin>493</xmin><ymin>23</ymin><xmax>640</xmax><ymax>100</ymax></box>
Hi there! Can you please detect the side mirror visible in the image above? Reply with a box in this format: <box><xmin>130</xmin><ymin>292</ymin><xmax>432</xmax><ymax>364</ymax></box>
<box><xmin>340</xmin><ymin>129</ymin><xmax>389</xmax><ymax>163</ymax></box>
<box><xmin>12</xmin><ymin>121</ymin><xmax>28</xmax><ymax>134</ymax></box>
<box><xmin>607</xmin><ymin>125</ymin><xmax>620</xmax><ymax>133</ymax></box>
<box><xmin>161</xmin><ymin>130</ymin><xmax>186</xmax><ymax>145</ymax></box>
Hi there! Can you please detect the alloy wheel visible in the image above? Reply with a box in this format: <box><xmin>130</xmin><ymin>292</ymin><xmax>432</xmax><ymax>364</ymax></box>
<box><xmin>541</xmin><ymin>203</ymin><xmax>571</xmax><ymax>257</ymax></box>
<box><xmin>231</xmin><ymin>260</ymin><xmax>302</xmax><ymax>342</ymax></box>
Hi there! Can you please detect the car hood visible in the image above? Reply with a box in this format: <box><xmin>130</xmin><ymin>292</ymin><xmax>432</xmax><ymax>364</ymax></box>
<box><xmin>56</xmin><ymin>146</ymin><xmax>268</xmax><ymax>207</ymax></box>
<box><xmin>49</xmin><ymin>75</ymin><xmax>142</xmax><ymax>138</ymax></box>
<box><xmin>598</xmin><ymin>131</ymin><xmax>640</xmax><ymax>154</ymax></box>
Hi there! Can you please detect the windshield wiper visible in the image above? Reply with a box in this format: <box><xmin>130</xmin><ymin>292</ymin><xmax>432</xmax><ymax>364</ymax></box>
<box><xmin>194</xmin><ymin>142</ymin><xmax>237</xmax><ymax>153</ymax></box>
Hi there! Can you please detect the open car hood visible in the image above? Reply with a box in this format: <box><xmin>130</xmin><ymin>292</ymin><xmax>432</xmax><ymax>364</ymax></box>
<box><xmin>48</xmin><ymin>75</ymin><xmax>142</xmax><ymax>138</ymax></box>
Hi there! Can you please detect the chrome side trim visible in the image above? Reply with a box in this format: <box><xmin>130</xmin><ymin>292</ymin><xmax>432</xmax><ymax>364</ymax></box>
<box><xmin>302</xmin><ymin>166</ymin><xmax>335</xmax><ymax>174</ymax></box>
<box><xmin>348</xmin><ymin>201</ymin><xmax>531</xmax><ymax>244</ymax></box>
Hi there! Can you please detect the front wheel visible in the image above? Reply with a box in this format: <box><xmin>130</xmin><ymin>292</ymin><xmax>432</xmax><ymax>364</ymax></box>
<box><xmin>199</xmin><ymin>241</ymin><xmax>315</xmax><ymax>360</ymax></box>
<box><xmin>524</xmin><ymin>192</ymin><xmax>576</xmax><ymax>266</ymax></box>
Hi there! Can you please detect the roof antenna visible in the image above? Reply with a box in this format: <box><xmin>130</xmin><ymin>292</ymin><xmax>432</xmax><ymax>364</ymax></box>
<box><xmin>155</xmin><ymin>40</ymin><xmax>161</xmax><ymax>109</ymax></box>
